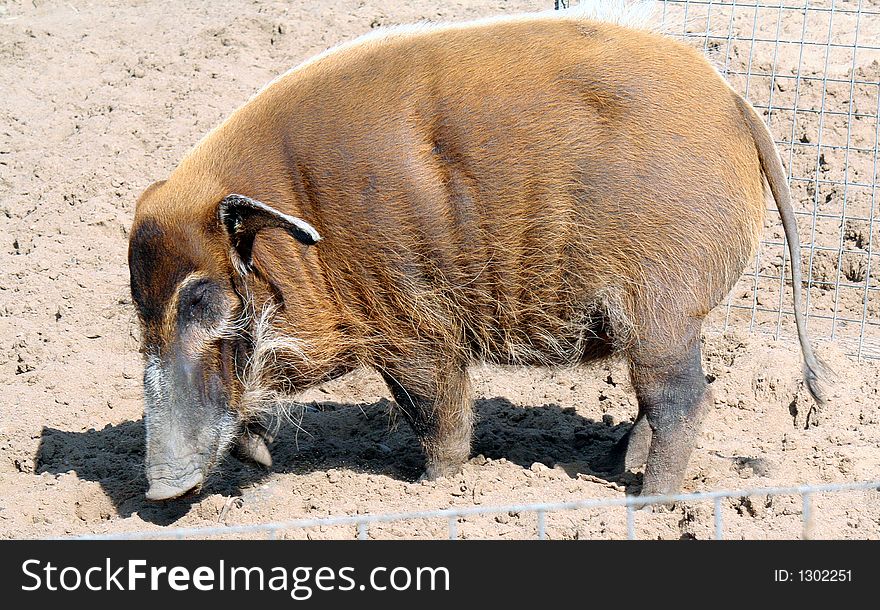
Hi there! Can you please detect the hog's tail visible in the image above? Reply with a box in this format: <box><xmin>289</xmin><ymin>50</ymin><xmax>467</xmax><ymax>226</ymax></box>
<box><xmin>733</xmin><ymin>93</ymin><xmax>830</xmax><ymax>404</ymax></box>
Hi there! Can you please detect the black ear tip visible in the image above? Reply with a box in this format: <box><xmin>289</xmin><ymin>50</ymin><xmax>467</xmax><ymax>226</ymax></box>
<box><xmin>288</xmin><ymin>221</ymin><xmax>321</xmax><ymax>246</ymax></box>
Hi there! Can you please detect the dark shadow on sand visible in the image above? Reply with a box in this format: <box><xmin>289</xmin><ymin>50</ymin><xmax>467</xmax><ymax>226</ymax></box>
<box><xmin>36</xmin><ymin>397</ymin><xmax>635</xmax><ymax>524</ymax></box>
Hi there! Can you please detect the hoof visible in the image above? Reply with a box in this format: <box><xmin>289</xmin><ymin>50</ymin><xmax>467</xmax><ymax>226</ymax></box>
<box><xmin>420</xmin><ymin>461</ymin><xmax>463</xmax><ymax>482</ymax></box>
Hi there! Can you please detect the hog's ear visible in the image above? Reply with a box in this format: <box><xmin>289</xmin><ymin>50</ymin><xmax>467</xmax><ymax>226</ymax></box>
<box><xmin>218</xmin><ymin>194</ymin><xmax>321</xmax><ymax>272</ymax></box>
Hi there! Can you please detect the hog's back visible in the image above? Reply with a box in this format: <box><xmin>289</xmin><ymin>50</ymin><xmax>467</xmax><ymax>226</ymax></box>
<box><xmin>206</xmin><ymin>17</ymin><xmax>767</xmax><ymax>363</ymax></box>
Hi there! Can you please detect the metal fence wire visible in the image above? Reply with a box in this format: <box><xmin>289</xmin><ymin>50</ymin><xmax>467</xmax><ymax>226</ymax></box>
<box><xmin>70</xmin><ymin>1</ymin><xmax>880</xmax><ymax>541</ymax></box>
<box><xmin>73</xmin><ymin>480</ymin><xmax>880</xmax><ymax>540</ymax></box>
<box><xmin>560</xmin><ymin>1</ymin><xmax>880</xmax><ymax>359</ymax></box>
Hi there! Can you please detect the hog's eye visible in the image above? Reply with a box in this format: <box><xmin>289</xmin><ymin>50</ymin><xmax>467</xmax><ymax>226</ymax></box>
<box><xmin>189</xmin><ymin>291</ymin><xmax>205</xmax><ymax>318</ymax></box>
<box><xmin>178</xmin><ymin>279</ymin><xmax>221</xmax><ymax>325</ymax></box>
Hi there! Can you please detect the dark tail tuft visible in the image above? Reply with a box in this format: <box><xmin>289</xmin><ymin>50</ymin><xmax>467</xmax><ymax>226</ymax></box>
<box><xmin>802</xmin><ymin>354</ymin><xmax>832</xmax><ymax>405</ymax></box>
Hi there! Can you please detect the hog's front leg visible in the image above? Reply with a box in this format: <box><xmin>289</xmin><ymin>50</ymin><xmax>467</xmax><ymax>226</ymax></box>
<box><xmin>379</xmin><ymin>358</ymin><xmax>473</xmax><ymax>480</ymax></box>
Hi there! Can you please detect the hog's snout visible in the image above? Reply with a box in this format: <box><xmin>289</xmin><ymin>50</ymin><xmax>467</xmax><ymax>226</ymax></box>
<box><xmin>142</xmin><ymin>352</ymin><xmax>239</xmax><ymax>501</ymax></box>
<box><xmin>145</xmin><ymin>467</ymin><xmax>205</xmax><ymax>501</ymax></box>
<box><xmin>146</xmin><ymin>458</ymin><xmax>205</xmax><ymax>501</ymax></box>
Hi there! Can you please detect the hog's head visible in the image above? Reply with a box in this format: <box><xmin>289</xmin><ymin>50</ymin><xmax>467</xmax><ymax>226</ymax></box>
<box><xmin>128</xmin><ymin>180</ymin><xmax>320</xmax><ymax>500</ymax></box>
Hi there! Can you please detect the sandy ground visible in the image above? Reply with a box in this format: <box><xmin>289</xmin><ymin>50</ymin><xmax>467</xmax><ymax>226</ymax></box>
<box><xmin>1</xmin><ymin>0</ymin><xmax>878</xmax><ymax>539</ymax></box>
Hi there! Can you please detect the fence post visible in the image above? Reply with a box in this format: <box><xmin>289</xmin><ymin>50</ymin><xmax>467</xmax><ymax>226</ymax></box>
<box><xmin>801</xmin><ymin>493</ymin><xmax>813</xmax><ymax>540</ymax></box>
<box><xmin>626</xmin><ymin>503</ymin><xmax>636</xmax><ymax>540</ymax></box>
<box><xmin>448</xmin><ymin>516</ymin><xmax>459</xmax><ymax>540</ymax></box>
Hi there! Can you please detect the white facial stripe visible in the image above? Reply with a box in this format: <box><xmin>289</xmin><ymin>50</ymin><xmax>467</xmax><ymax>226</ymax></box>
<box><xmin>143</xmin><ymin>354</ymin><xmax>167</xmax><ymax>451</ymax></box>
<box><xmin>144</xmin><ymin>354</ymin><xmax>166</xmax><ymax>402</ymax></box>
<box><xmin>175</xmin><ymin>272</ymin><xmax>212</xmax><ymax>298</ymax></box>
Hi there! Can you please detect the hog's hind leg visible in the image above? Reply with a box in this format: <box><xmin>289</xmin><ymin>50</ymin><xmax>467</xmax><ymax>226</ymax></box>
<box><xmin>609</xmin><ymin>412</ymin><xmax>652</xmax><ymax>474</ymax></box>
<box><xmin>628</xmin><ymin>334</ymin><xmax>711</xmax><ymax>497</ymax></box>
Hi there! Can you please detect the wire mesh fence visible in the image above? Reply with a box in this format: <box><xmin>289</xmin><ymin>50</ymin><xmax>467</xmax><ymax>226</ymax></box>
<box><xmin>70</xmin><ymin>479</ymin><xmax>880</xmax><ymax>540</ymax></box>
<box><xmin>561</xmin><ymin>0</ymin><xmax>880</xmax><ymax>359</ymax></box>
